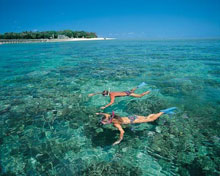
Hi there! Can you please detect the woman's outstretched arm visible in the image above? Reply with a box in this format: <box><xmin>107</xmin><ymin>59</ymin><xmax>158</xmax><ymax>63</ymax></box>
<box><xmin>95</xmin><ymin>112</ymin><xmax>109</xmax><ymax>116</ymax></box>
<box><xmin>113</xmin><ymin>123</ymin><xmax>125</xmax><ymax>145</ymax></box>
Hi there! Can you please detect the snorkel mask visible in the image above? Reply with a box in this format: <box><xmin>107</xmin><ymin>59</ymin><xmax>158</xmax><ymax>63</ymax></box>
<box><xmin>101</xmin><ymin>111</ymin><xmax>114</xmax><ymax>125</ymax></box>
<box><xmin>101</xmin><ymin>117</ymin><xmax>110</xmax><ymax>125</ymax></box>
<box><xmin>102</xmin><ymin>90</ymin><xmax>109</xmax><ymax>96</ymax></box>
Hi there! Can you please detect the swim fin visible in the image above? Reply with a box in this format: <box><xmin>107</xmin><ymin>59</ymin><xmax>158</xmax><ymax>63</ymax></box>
<box><xmin>137</xmin><ymin>82</ymin><xmax>146</xmax><ymax>88</ymax></box>
<box><xmin>160</xmin><ymin>107</ymin><xmax>177</xmax><ymax>114</ymax></box>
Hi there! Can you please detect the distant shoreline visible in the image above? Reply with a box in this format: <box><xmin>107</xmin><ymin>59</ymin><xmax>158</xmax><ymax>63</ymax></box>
<box><xmin>0</xmin><ymin>38</ymin><xmax>115</xmax><ymax>44</ymax></box>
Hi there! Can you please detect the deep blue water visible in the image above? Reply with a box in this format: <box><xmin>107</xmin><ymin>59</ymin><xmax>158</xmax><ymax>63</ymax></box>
<box><xmin>0</xmin><ymin>39</ymin><xmax>220</xmax><ymax>176</ymax></box>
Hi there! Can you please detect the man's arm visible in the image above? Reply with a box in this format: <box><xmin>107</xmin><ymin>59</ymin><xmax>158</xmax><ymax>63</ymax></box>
<box><xmin>88</xmin><ymin>92</ymin><xmax>102</xmax><ymax>97</ymax></box>
<box><xmin>113</xmin><ymin>123</ymin><xmax>124</xmax><ymax>145</ymax></box>
<box><xmin>101</xmin><ymin>95</ymin><xmax>115</xmax><ymax>109</ymax></box>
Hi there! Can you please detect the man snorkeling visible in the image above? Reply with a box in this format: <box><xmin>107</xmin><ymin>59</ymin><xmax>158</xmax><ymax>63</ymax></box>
<box><xmin>96</xmin><ymin>107</ymin><xmax>177</xmax><ymax>145</ymax></box>
<box><xmin>88</xmin><ymin>82</ymin><xmax>150</xmax><ymax>109</ymax></box>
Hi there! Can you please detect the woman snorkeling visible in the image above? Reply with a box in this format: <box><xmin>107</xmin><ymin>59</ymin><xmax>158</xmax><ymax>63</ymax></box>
<box><xmin>96</xmin><ymin>107</ymin><xmax>177</xmax><ymax>145</ymax></box>
<box><xmin>89</xmin><ymin>82</ymin><xmax>150</xmax><ymax>109</ymax></box>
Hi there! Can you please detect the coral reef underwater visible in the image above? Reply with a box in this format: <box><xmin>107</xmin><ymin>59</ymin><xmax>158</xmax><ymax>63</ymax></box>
<box><xmin>0</xmin><ymin>40</ymin><xmax>220</xmax><ymax>175</ymax></box>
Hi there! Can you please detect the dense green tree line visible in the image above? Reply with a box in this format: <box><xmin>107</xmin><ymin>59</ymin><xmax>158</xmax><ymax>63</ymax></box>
<box><xmin>0</xmin><ymin>30</ymin><xmax>97</xmax><ymax>39</ymax></box>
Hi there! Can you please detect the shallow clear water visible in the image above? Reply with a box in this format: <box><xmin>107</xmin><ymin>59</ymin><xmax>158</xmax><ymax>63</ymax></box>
<box><xmin>0</xmin><ymin>39</ymin><xmax>220</xmax><ymax>176</ymax></box>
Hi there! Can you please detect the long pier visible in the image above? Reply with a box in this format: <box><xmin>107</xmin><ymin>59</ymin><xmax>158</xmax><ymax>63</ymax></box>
<box><xmin>0</xmin><ymin>39</ymin><xmax>49</xmax><ymax>44</ymax></box>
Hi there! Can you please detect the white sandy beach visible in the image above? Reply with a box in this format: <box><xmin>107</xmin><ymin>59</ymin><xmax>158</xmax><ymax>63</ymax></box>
<box><xmin>47</xmin><ymin>38</ymin><xmax>115</xmax><ymax>42</ymax></box>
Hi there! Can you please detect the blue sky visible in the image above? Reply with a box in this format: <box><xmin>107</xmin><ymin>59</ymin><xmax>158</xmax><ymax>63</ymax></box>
<box><xmin>0</xmin><ymin>0</ymin><xmax>219</xmax><ymax>38</ymax></box>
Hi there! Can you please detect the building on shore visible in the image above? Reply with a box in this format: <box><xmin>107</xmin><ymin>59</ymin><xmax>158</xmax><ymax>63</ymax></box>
<box><xmin>57</xmin><ymin>35</ymin><xmax>69</xmax><ymax>39</ymax></box>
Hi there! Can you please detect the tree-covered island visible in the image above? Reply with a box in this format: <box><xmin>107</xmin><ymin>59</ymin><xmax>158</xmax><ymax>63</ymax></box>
<box><xmin>0</xmin><ymin>30</ymin><xmax>97</xmax><ymax>39</ymax></box>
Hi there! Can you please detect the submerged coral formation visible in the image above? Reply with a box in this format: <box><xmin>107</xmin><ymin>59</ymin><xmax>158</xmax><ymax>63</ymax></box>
<box><xmin>0</xmin><ymin>40</ymin><xmax>220</xmax><ymax>175</ymax></box>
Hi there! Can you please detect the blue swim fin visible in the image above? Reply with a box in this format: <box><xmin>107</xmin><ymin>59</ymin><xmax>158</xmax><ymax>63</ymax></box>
<box><xmin>160</xmin><ymin>107</ymin><xmax>177</xmax><ymax>114</ymax></box>
<box><xmin>137</xmin><ymin>82</ymin><xmax>146</xmax><ymax>88</ymax></box>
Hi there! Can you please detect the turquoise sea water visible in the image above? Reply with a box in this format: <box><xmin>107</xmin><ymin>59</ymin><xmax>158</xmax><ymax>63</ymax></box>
<box><xmin>0</xmin><ymin>39</ymin><xmax>220</xmax><ymax>176</ymax></box>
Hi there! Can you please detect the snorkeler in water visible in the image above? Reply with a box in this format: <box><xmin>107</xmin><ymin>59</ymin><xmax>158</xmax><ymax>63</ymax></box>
<box><xmin>88</xmin><ymin>82</ymin><xmax>150</xmax><ymax>109</ymax></box>
<box><xmin>96</xmin><ymin>107</ymin><xmax>177</xmax><ymax>145</ymax></box>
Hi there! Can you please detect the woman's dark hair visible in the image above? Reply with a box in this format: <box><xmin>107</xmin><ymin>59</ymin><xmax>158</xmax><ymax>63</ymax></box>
<box><xmin>113</xmin><ymin>114</ymin><xmax>123</xmax><ymax>123</ymax></box>
<box><xmin>101</xmin><ymin>113</ymin><xmax>123</xmax><ymax>123</ymax></box>
<box><xmin>102</xmin><ymin>90</ymin><xmax>108</xmax><ymax>96</ymax></box>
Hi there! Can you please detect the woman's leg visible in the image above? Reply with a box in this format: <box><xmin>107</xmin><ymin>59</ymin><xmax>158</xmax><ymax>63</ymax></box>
<box><xmin>130</xmin><ymin>91</ymin><xmax>150</xmax><ymax>98</ymax></box>
<box><xmin>134</xmin><ymin>112</ymin><xmax>164</xmax><ymax>123</ymax></box>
